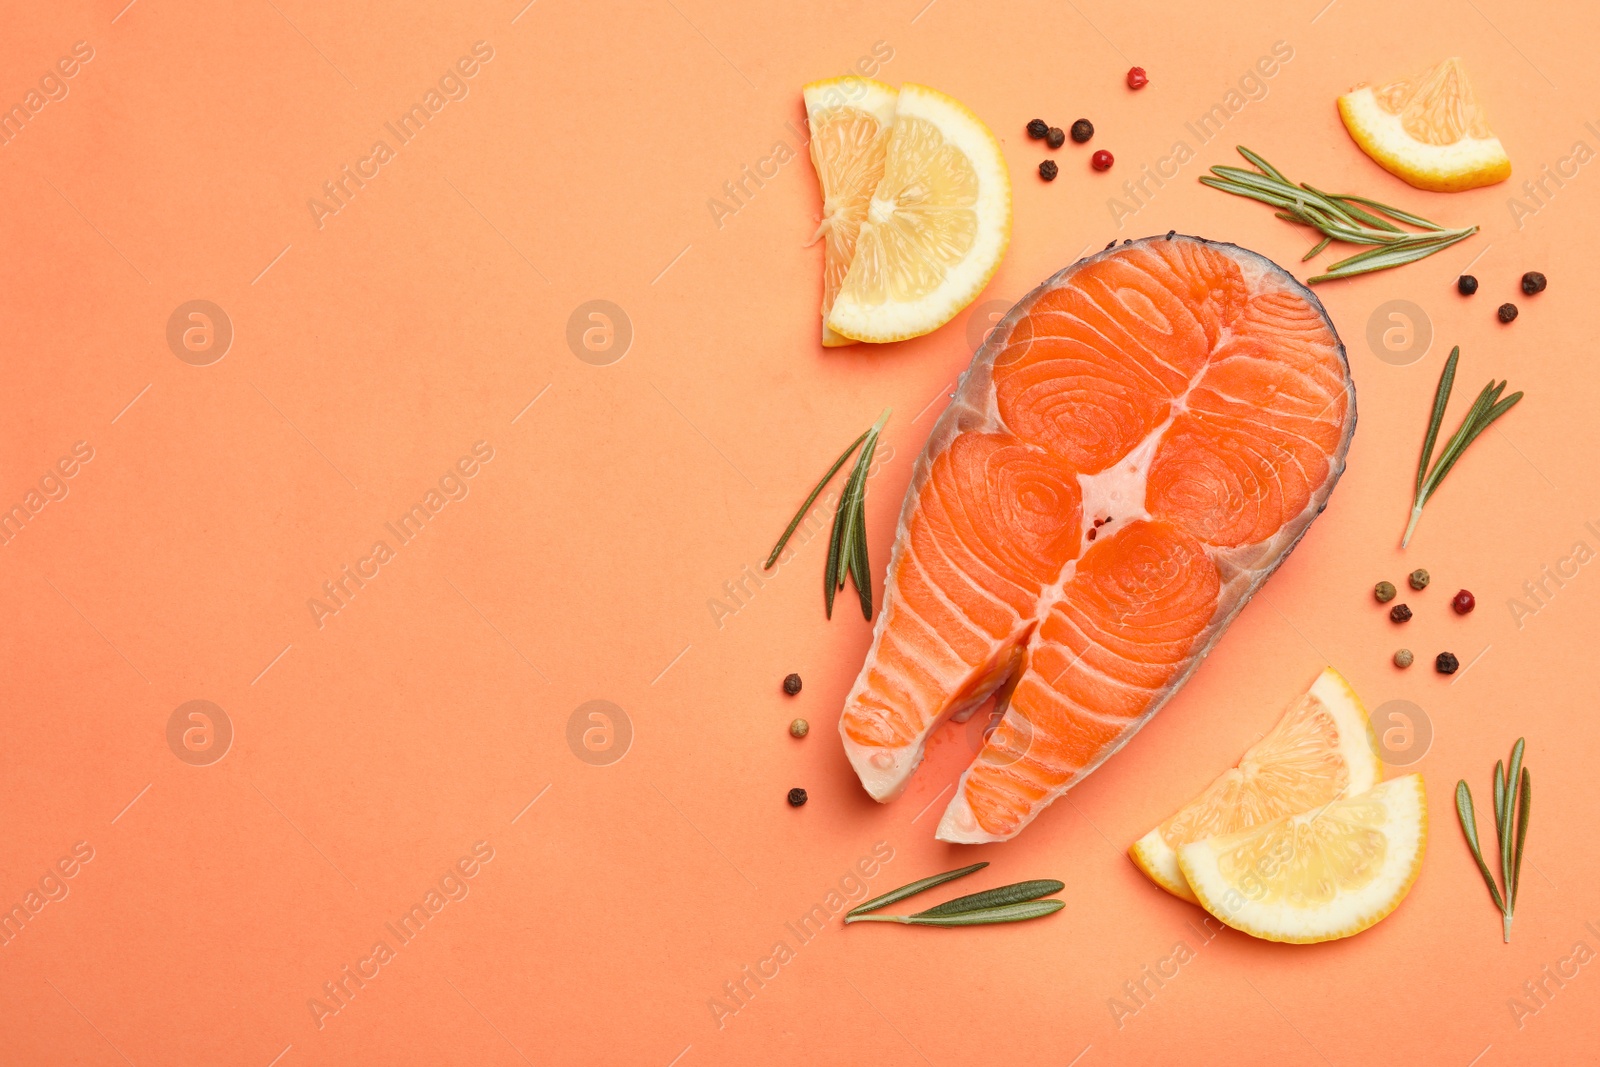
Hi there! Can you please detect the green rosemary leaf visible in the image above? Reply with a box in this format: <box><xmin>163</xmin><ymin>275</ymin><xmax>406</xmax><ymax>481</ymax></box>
<box><xmin>1307</xmin><ymin>230</ymin><xmax>1476</xmax><ymax>282</ymax></box>
<box><xmin>824</xmin><ymin>474</ymin><xmax>853</xmax><ymax>617</ymax></box>
<box><xmin>1205</xmin><ymin>148</ymin><xmax>1478</xmax><ymax>283</ymax></box>
<box><xmin>1303</xmin><ymin>185</ymin><xmax>1401</xmax><ymax>232</ymax></box>
<box><xmin>765</xmin><ymin>431</ymin><xmax>867</xmax><ymax>569</ymax></box>
<box><xmin>1455</xmin><ymin>781</ymin><xmax>1506</xmax><ymax>914</ymax></box>
<box><xmin>1235</xmin><ymin>145</ymin><xmax>1291</xmax><ymax>183</ymax></box>
<box><xmin>1512</xmin><ymin>767</ymin><xmax>1531</xmax><ymax>910</ymax></box>
<box><xmin>1303</xmin><ymin>236</ymin><xmax>1333</xmax><ymax>261</ymax></box>
<box><xmin>846</xmin><ymin>862</ymin><xmax>989</xmax><ymax>918</ymax></box>
<box><xmin>1403</xmin><ymin>350</ymin><xmax>1520</xmax><ymax>547</ymax></box>
<box><xmin>1332</xmin><ymin>193</ymin><xmax>1447</xmax><ymax>231</ymax></box>
<box><xmin>1422</xmin><ymin>385</ymin><xmax>1522</xmax><ymax>498</ymax></box>
<box><xmin>1492</xmin><ymin>758</ymin><xmax>1507</xmax><ymax>849</ymax></box>
<box><xmin>1502</xmin><ymin>739</ymin><xmax>1526</xmax><ymax>897</ymax></box>
<box><xmin>913</xmin><ymin>879</ymin><xmax>1065</xmax><ymax>917</ymax></box>
<box><xmin>1416</xmin><ymin>347</ymin><xmax>1459</xmax><ymax>499</ymax></box>
<box><xmin>848</xmin><ymin>899</ymin><xmax>1065</xmax><ymax>927</ymax></box>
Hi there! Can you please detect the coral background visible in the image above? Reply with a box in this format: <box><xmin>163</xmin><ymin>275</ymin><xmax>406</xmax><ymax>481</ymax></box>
<box><xmin>2</xmin><ymin>0</ymin><xmax>1596</xmax><ymax>1064</ymax></box>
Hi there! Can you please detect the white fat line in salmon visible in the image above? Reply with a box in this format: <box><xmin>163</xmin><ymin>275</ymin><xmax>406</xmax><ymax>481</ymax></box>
<box><xmin>1106</xmin><ymin>916</ymin><xmax>1227</xmax><ymax>1030</ymax></box>
<box><xmin>706</xmin><ymin>841</ymin><xmax>895</xmax><ymax>1030</ymax></box>
<box><xmin>1506</xmin><ymin>521</ymin><xmax>1600</xmax><ymax>629</ymax></box>
<box><xmin>1107</xmin><ymin>40</ymin><xmax>1294</xmax><ymax>230</ymax></box>
<box><xmin>706</xmin><ymin>444</ymin><xmax>895</xmax><ymax>630</ymax></box>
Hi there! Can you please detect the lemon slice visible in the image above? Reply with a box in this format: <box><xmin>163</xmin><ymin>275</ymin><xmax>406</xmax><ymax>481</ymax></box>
<box><xmin>1337</xmin><ymin>57</ymin><xmax>1510</xmax><ymax>192</ymax></box>
<box><xmin>803</xmin><ymin>77</ymin><xmax>898</xmax><ymax>347</ymax></box>
<box><xmin>1177</xmin><ymin>774</ymin><xmax>1427</xmax><ymax>944</ymax></box>
<box><xmin>826</xmin><ymin>84</ymin><xmax>1011</xmax><ymax>344</ymax></box>
<box><xmin>1130</xmin><ymin>668</ymin><xmax>1381</xmax><ymax>903</ymax></box>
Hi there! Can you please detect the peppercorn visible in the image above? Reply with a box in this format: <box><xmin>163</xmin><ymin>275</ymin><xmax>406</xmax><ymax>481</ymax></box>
<box><xmin>787</xmin><ymin>787</ymin><xmax>808</xmax><ymax>807</ymax></box>
<box><xmin>1408</xmin><ymin>568</ymin><xmax>1430</xmax><ymax>590</ymax></box>
<box><xmin>1026</xmin><ymin>119</ymin><xmax>1049</xmax><ymax>140</ymax></box>
<box><xmin>1435</xmin><ymin>651</ymin><xmax>1460</xmax><ymax>675</ymax></box>
<box><xmin>1070</xmin><ymin>118</ymin><xmax>1094</xmax><ymax>144</ymax></box>
<box><xmin>1390</xmin><ymin>603</ymin><xmax>1412</xmax><ymax>623</ymax></box>
<box><xmin>1394</xmin><ymin>649</ymin><xmax>1414</xmax><ymax>669</ymax></box>
<box><xmin>1126</xmin><ymin>66</ymin><xmax>1149</xmax><ymax>89</ymax></box>
<box><xmin>1092</xmin><ymin>150</ymin><xmax>1114</xmax><ymax>171</ymax></box>
<box><xmin>1452</xmin><ymin>589</ymin><xmax>1476</xmax><ymax>614</ymax></box>
<box><xmin>782</xmin><ymin>673</ymin><xmax>802</xmax><ymax>695</ymax></box>
<box><xmin>1374</xmin><ymin>580</ymin><xmax>1397</xmax><ymax>604</ymax></box>
<box><xmin>1521</xmin><ymin>271</ymin><xmax>1547</xmax><ymax>295</ymax></box>
<box><xmin>1045</xmin><ymin>126</ymin><xmax>1066</xmax><ymax>150</ymax></box>
<box><xmin>1457</xmin><ymin>275</ymin><xmax>1478</xmax><ymax>296</ymax></box>
<box><xmin>1498</xmin><ymin>302</ymin><xmax>1518</xmax><ymax>323</ymax></box>
<box><xmin>1039</xmin><ymin>160</ymin><xmax>1059</xmax><ymax>182</ymax></box>
<box><xmin>789</xmin><ymin>718</ymin><xmax>809</xmax><ymax>739</ymax></box>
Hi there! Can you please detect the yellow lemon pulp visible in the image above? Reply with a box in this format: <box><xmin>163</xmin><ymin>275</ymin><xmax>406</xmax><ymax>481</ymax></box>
<box><xmin>1130</xmin><ymin>667</ymin><xmax>1380</xmax><ymax>903</ymax></box>
<box><xmin>803</xmin><ymin>77</ymin><xmax>897</xmax><ymax>347</ymax></box>
<box><xmin>1178</xmin><ymin>775</ymin><xmax>1427</xmax><ymax>944</ymax></box>
<box><xmin>826</xmin><ymin>83</ymin><xmax>1010</xmax><ymax>344</ymax></box>
<box><xmin>1337</xmin><ymin>57</ymin><xmax>1510</xmax><ymax>192</ymax></box>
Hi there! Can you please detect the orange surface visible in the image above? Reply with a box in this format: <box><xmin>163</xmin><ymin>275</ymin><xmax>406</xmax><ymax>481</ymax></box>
<box><xmin>2</xmin><ymin>1</ymin><xmax>1597</xmax><ymax>1064</ymax></box>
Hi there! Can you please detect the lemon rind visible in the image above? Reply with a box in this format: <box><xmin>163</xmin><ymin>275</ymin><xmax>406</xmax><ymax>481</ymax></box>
<box><xmin>1129</xmin><ymin>667</ymin><xmax>1381</xmax><ymax>905</ymax></box>
<box><xmin>826</xmin><ymin>83</ymin><xmax>1011</xmax><ymax>344</ymax></box>
<box><xmin>1177</xmin><ymin>775</ymin><xmax>1428</xmax><ymax>944</ymax></box>
<box><xmin>1338</xmin><ymin>89</ymin><xmax>1511</xmax><ymax>192</ymax></box>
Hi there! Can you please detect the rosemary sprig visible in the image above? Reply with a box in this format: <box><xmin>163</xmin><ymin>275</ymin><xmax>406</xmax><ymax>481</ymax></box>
<box><xmin>1200</xmin><ymin>146</ymin><xmax>1479</xmax><ymax>282</ymax></box>
<box><xmin>1456</xmin><ymin>739</ymin><xmax>1532</xmax><ymax>942</ymax></box>
<box><xmin>912</xmin><ymin>879</ymin><xmax>1065</xmax><ymax>917</ymax></box>
<box><xmin>1402</xmin><ymin>346</ymin><xmax>1523</xmax><ymax>547</ymax></box>
<box><xmin>846</xmin><ymin>862</ymin><xmax>987</xmax><ymax>918</ymax></box>
<box><xmin>845</xmin><ymin>866</ymin><xmax>1065</xmax><ymax>927</ymax></box>
<box><xmin>765</xmin><ymin>408</ymin><xmax>891</xmax><ymax>620</ymax></box>
<box><xmin>845</xmin><ymin>900</ymin><xmax>1065</xmax><ymax>927</ymax></box>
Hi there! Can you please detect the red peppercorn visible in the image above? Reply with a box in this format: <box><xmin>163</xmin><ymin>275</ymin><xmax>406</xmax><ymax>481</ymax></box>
<box><xmin>1126</xmin><ymin>67</ymin><xmax>1149</xmax><ymax>89</ymax></box>
<box><xmin>1092</xmin><ymin>150</ymin><xmax>1114</xmax><ymax>171</ymax></box>
<box><xmin>1452</xmin><ymin>589</ymin><xmax>1476</xmax><ymax>614</ymax></box>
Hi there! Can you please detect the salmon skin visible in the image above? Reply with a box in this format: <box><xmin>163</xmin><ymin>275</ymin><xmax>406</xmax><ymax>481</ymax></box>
<box><xmin>839</xmin><ymin>235</ymin><xmax>1355</xmax><ymax>843</ymax></box>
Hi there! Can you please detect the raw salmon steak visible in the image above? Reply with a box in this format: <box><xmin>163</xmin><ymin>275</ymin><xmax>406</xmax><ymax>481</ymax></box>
<box><xmin>839</xmin><ymin>235</ymin><xmax>1355</xmax><ymax>843</ymax></box>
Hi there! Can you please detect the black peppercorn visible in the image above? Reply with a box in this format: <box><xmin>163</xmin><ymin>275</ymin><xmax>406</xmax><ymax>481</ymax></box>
<box><xmin>787</xmin><ymin>788</ymin><xmax>808</xmax><ymax>807</ymax></box>
<box><xmin>1026</xmin><ymin>119</ymin><xmax>1049</xmax><ymax>140</ymax></box>
<box><xmin>1070</xmin><ymin>118</ymin><xmax>1094</xmax><ymax>143</ymax></box>
<box><xmin>1521</xmin><ymin>271</ymin><xmax>1547</xmax><ymax>295</ymax></box>
<box><xmin>1457</xmin><ymin>274</ymin><xmax>1478</xmax><ymax>296</ymax></box>
<box><xmin>1045</xmin><ymin>126</ymin><xmax>1066</xmax><ymax>149</ymax></box>
<box><xmin>1435</xmin><ymin>651</ymin><xmax>1460</xmax><ymax>675</ymax></box>
<box><xmin>1039</xmin><ymin>159</ymin><xmax>1059</xmax><ymax>181</ymax></box>
<box><xmin>1390</xmin><ymin>603</ymin><xmax>1412</xmax><ymax>623</ymax></box>
<box><xmin>782</xmin><ymin>673</ymin><xmax>802</xmax><ymax>695</ymax></box>
<box><xmin>1498</xmin><ymin>302</ymin><xmax>1518</xmax><ymax>323</ymax></box>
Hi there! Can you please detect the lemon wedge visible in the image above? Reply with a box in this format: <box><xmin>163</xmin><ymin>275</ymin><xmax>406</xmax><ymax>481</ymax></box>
<box><xmin>1130</xmin><ymin>668</ymin><xmax>1381</xmax><ymax>903</ymax></box>
<box><xmin>1337</xmin><ymin>57</ymin><xmax>1510</xmax><ymax>192</ymax></box>
<box><xmin>1177</xmin><ymin>774</ymin><xmax>1427</xmax><ymax>944</ymax></box>
<box><xmin>826</xmin><ymin>83</ymin><xmax>1011</xmax><ymax>344</ymax></box>
<box><xmin>803</xmin><ymin>77</ymin><xmax>898</xmax><ymax>347</ymax></box>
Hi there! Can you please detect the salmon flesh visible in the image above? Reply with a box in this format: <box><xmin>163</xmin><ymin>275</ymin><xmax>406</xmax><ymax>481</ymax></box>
<box><xmin>838</xmin><ymin>235</ymin><xmax>1355</xmax><ymax>843</ymax></box>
